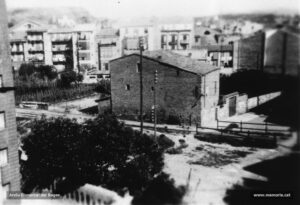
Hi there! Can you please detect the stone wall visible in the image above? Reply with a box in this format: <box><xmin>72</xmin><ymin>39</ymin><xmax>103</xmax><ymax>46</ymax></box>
<box><xmin>217</xmin><ymin>91</ymin><xmax>281</xmax><ymax>120</ymax></box>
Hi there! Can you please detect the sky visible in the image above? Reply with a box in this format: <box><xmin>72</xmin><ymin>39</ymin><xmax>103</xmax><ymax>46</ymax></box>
<box><xmin>6</xmin><ymin>0</ymin><xmax>300</xmax><ymax>18</ymax></box>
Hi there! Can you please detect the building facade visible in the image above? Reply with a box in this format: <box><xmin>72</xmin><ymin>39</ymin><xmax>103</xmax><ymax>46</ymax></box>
<box><xmin>160</xmin><ymin>24</ymin><xmax>193</xmax><ymax>50</ymax></box>
<box><xmin>119</xmin><ymin>25</ymin><xmax>160</xmax><ymax>55</ymax></box>
<box><xmin>0</xmin><ymin>0</ymin><xmax>21</xmax><ymax>203</ymax></box>
<box><xmin>263</xmin><ymin>28</ymin><xmax>299</xmax><ymax>76</ymax></box>
<box><xmin>9</xmin><ymin>22</ymin><xmax>97</xmax><ymax>74</ymax></box>
<box><xmin>110</xmin><ymin>50</ymin><xmax>220</xmax><ymax>126</ymax></box>
<box><xmin>233</xmin><ymin>32</ymin><xmax>265</xmax><ymax>71</ymax></box>
<box><xmin>95</xmin><ymin>28</ymin><xmax>121</xmax><ymax>77</ymax></box>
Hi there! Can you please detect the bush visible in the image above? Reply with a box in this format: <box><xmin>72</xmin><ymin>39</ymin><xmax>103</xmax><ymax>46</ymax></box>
<box><xmin>157</xmin><ymin>134</ymin><xmax>175</xmax><ymax>150</ymax></box>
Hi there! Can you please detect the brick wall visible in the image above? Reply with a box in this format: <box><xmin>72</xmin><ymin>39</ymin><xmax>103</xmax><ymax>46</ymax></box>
<box><xmin>234</xmin><ymin>32</ymin><xmax>264</xmax><ymax>71</ymax></box>
<box><xmin>110</xmin><ymin>55</ymin><xmax>219</xmax><ymax>125</ymax></box>
<box><xmin>0</xmin><ymin>0</ymin><xmax>21</xmax><ymax>193</ymax></box>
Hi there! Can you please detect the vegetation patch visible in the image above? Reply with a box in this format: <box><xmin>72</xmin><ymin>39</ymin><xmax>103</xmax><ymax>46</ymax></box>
<box><xmin>189</xmin><ymin>149</ymin><xmax>252</xmax><ymax>167</ymax></box>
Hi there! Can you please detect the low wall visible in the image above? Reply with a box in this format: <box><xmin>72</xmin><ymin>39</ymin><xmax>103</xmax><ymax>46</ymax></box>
<box><xmin>217</xmin><ymin>91</ymin><xmax>281</xmax><ymax>119</ymax></box>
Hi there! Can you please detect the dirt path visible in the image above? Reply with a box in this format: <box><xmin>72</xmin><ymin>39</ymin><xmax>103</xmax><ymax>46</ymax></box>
<box><xmin>161</xmin><ymin>132</ymin><xmax>281</xmax><ymax>205</ymax></box>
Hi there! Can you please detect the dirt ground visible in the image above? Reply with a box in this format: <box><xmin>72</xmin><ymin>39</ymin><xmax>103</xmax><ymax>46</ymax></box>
<box><xmin>159</xmin><ymin>131</ymin><xmax>281</xmax><ymax>205</ymax></box>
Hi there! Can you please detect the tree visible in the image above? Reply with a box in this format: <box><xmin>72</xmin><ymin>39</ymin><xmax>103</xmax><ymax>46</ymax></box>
<box><xmin>19</xmin><ymin>63</ymin><xmax>36</xmax><ymax>79</ymax></box>
<box><xmin>59</xmin><ymin>71</ymin><xmax>77</xmax><ymax>87</ymax></box>
<box><xmin>21</xmin><ymin>114</ymin><xmax>164</xmax><ymax>196</ymax></box>
<box><xmin>95</xmin><ymin>79</ymin><xmax>111</xmax><ymax>94</ymax></box>
<box><xmin>38</xmin><ymin>65</ymin><xmax>58</xmax><ymax>81</ymax></box>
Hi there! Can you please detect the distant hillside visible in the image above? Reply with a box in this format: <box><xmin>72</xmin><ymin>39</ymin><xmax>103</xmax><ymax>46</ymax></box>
<box><xmin>7</xmin><ymin>7</ymin><xmax>98</xmax><ymax>28</ymax></box>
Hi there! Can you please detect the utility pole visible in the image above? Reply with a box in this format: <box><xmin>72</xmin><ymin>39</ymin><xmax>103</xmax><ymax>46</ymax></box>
<box><xmin>139</xmin><ymin>37</ymin><xmax>144</xmax><ymax>133</ymax></box>
<box><xmin>76</xmin><ymin>32</ymin><xmax>80</xmax><ymax>74</ymax></box>
<box><xmin>154</xmin><ymin>70</ymin><xmax>158</xmax><ymax>137</ymax></box>
<box><xmin>98</xmin><ymin>41</ymin><xmax>101</xmax><ymax>71</ymax></box>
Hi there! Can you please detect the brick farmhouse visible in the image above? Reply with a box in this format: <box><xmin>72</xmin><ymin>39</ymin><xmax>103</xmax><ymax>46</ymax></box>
<box><xmin>110</xmin><ymin>50</ymin><xmax>220</xmax><ymax>126</ymax></box>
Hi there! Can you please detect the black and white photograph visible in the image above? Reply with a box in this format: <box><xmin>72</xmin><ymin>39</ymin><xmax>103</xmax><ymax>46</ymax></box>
<box><xmin>0</xmin><ymin>0</ymin><xmax>299</xmax><ymax>204</ymax></box>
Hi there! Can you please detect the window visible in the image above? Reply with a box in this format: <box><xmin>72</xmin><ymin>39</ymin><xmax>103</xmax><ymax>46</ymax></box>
<box><xmin>105</xmin><ymin>63</ymin><xmax>109</xmax><ymax>71</ymax></box>
<box><xmin>193</xmin><ymin>86</ymin><xmax>199</xmax><ymax>98</ymax></box>
<box><xmin>151</xmin><ymin>86</ymin><xmax>154</xmax><ymax>91</ymax></box>
<box><xmin>0</xmin><ymin>112</ymin><xmax>5</xmax><ymax>130</ymax></box>
<box><xmin>176</xmin><ymin>70</ymin><xmax>180</xmax><ymax>76</ymax></box>
<box><xmin>125</xmin><ymin>84</ymin><xmax>130</xmax><ymax>90</ymax></box>
<box><xmin>0</xmin><ymin>149</ymin><xmax>8</xmax><ymax>167</ymax></box>
<box><xmin>0</xmin><ymin>75</ymin><xmax>3</xmax><ymax>87</ymax></box>
<box><xmin>136</xmin><ymin>62</ymin><xmax>141</xmax><ymax>73</ymax></box>
<box><xmin>204</xmin><ymin>30</ymin><xmax>210</xmax><ymax>35</ymax></box>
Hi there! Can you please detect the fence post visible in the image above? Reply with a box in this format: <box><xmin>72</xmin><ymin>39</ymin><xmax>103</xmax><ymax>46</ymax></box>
<box><xmin>240</xmin><ymin>121</ymin><xmax>243</xmax><ymax>132</ymax></box>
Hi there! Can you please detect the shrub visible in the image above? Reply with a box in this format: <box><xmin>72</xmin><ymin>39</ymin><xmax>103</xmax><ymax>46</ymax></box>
<box><xmin>167</xmin><ymin>115</ymin><xmax>181</xmax><ymax>125</ymax></box>
<box><xmin>157</xmin><ymin>134</ymin><xmax>175</xmax><ymax>150</ymax></box>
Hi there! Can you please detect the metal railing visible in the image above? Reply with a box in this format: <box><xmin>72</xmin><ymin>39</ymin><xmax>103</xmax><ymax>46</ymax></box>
<box><xmin>216</xmin><ymin>119</ymin><xmax>291</xmax><ymax>135</ymax></box>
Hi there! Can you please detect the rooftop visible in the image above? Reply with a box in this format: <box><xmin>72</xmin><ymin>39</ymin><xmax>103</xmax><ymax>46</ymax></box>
<box><xmin>113</xmin><ymin>50</ymin><xmax>219</xmax><ymax>75</ymax></box>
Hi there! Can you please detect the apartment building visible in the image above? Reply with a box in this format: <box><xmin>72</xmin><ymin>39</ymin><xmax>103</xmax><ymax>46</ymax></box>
<box><xmin>160</xmin><ymin>24</ymin><xmax>193</xmax><ymax>50</ymax></box>
<box><xmin>9</xmin><ymin>20</ymin><xmax>50</xmax><ymax>70</ymax></box>
<box><xmin>48</xmin><ymin>30</ymin><xmax>75</xmax><ymax>72</ymax></box>
<box><xmin>119</xmin><ymin>25</ymin><xmax>159</xmax><ymax>55</ymax></box>
<box><xmin>75</xmin><ymin>25</ymin><xmax>97</xmax><ymax>71</ymax></box>
<box><xmin>9</xmin><ymin>21</ymin><xmax>97</xmax><ymax>74</ymax></box>
<box><xmin>95</xmin><ymin>27</ymin><xmax>121</xmax><ymax>77</ymax></box>
<box><xmin>0</xmin><ymin>0</ymin><xmax>21</xmax><ymax>203</ymax></box>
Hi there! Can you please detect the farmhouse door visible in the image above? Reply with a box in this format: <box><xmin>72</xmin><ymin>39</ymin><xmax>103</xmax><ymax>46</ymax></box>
<box><xmin>229</xmin><ymin>96</ymin><xmax>237</xmax><ymax>117</ymax></box>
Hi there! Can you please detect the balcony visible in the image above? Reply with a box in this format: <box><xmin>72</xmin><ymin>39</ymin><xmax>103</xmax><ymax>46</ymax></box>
<box><xmin>11</xmin><ymin>50</ymin><xmax>24</xmax><ymax>54</ymax></box>
<box><xmin>27</xmin><ymin>35</ymin><xmax>43</xmax><ymax>42</ymax></box>
<box><xmin>52</xmin><ymin>57</ymin><xmax>66</xmax><ymax>62</ymax></box>
<box><xmin>28</xmin><ymin>48</ymin><xmax>44</xmax><ymax>53</ymax></box>
<box><xmin>168</xmin><ymin>41</ymin><xmax>178</xmax><ymax>45</ymax></box>
<box><xmin>51</xmin><ymin>36</ymin><xmax>72</xmax><ymax>42</ymax></box>
<box><xmin>180</xmin><ymin>39</ymin><xmax>189</xmax><ymax>44</ymax></box>
<box><xmin>52</xmin><ymin>45</ymin><xmax>71</xmax><ymax>52</ymax></box>
<box><xmin>28</xmin><ymin>54</ymin><xmax>44</xmax><ymax>62</ymax></box>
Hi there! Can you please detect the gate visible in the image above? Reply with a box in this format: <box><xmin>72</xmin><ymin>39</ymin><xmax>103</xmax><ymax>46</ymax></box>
<box><xmin>229</xmin><ymin>96</ymin><xmax>237</xmax><ymax>116</ymax></box>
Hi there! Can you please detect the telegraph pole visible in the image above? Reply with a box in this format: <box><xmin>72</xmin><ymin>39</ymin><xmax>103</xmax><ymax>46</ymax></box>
<box><xmin>139</xmin><ymin>37</ymin><xmax>144</xmax><ymax>133</ymax></box>
<box><xmin>154</xmin><ymin>70</ymin><xmax>158</xmax><ymax>137</ymax></box>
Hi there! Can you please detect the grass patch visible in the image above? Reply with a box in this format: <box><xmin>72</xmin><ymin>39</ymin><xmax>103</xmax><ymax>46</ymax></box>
<box><xmin>189</xmin><ymin>149</ymin><xmax>252</xmax><ymax>167</ymax></box>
